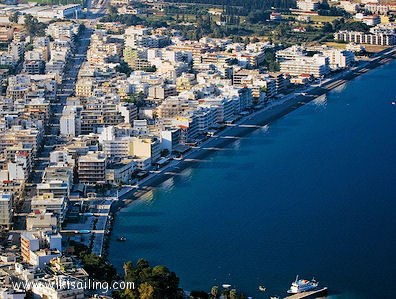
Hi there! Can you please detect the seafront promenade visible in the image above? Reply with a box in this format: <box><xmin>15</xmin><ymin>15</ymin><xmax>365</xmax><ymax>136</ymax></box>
<box><xmin>118</xmin><ymin>46</ymin><xmax>396</xmax><ymax>203</ymax></box>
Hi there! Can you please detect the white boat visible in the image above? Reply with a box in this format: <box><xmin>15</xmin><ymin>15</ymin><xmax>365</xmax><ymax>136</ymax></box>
<box><xmin>258</xmin><ymin>285</ymin><xmax>266</xmax><ymax>292</ymax></box>
<box><xmin>287</xmin><ymin>276</ymin><xmax>319</xmax><ymax>294</ymax></box>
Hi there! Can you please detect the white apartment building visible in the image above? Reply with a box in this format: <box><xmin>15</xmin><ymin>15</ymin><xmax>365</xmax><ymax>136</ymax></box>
<box><xmin>276</xmin><ymin>45</ymin><xmax>306</xmax><ymax>61</ymax></box>
<box><xmin>102</xmin><ymin>137</ymin><xmax>132</xmax><ymax>160</ymax></box>
<box><xmin>334</xmin><ymin>30</ymin><xmax>396</xmax><ymax>45</ymax></box>
<box><xmin>297</xmin><ymin>0</ymin><xmax>319</xmax><ymax>11</ymax></box>
<box><xmin>321</xmin><ymin>49</ymin><xmax>355</xmax><ymax>70</ymax></box>
<box><xmin>199</xmin><ymin>96</ymin><xmax>235</xmax><ymax>123</ymax></box>
<box><xmin>60</xmin><ymin>106</ymin><xmax>82</xmax><ymax>137</ymax></box>
<box><xmin>194</xmin><ymin>107</ymin><xmax>217</xmax><ymax>134</ymax></box>
<box><xmin>365</xmin><ymin>3</ymin><xmax>389</xmax><ymax>15</ymax></box>
<box><xmin>31</xmin><ymin>193</ymin><xmax>68</xmax><ymax>224</ymax></box>
<box><xmin>280</xmin><ymin>55</ymin><xmax>330</xmax><ymax>78</ymax></box>
<box><xmin>161</xmin><ymin>129</ymin><xmax>181</xmax><ymax>152</ymax></box>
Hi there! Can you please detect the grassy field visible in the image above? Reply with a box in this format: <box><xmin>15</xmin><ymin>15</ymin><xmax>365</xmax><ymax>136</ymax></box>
<box><xmin>281</xmin><ymin>14</ymin><xmax>342</xmax><ymax>23</ymax></box>
<box><xmin>309</xmin><ymin>15</ymin><xmax>342</xmax><ymax>23</ymax></box>
<box><xmin>325</xmin><ymin>41</ymin><xmax>348</xmax><ymax>49</ymax></box>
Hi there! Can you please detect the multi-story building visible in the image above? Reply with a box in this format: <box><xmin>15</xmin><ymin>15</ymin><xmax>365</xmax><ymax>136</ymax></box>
<box><xmin>105</xmin><ymin>158</ymin><xmax>135</xmax><ymax>185</ymax></box>
<box><xmin>365</xmin><ymin>3</ymin><xmax>389</xmax><ymax>15</ymax></box>
<box><xmin>8</xmin><ymin>42</ymin><xmax>25</xmax><ymax>60</ymax></box>
<box><xmin>280</xmin><ymin>55</ymin><xmax>330</xmax><ymax>78</ymax></box>
<box><xmin>130</xmin><ymin>137</ymin><xmax>161</xmax><ymax>164</ymax></box>
<box><xmin>156</xmin><ymin>97</ymin><xmax>197</xmax><ymax>118</ymax></box>
<box><xmin>176</xmin><ymin>73</ymin><xmax>197</xmax><ymax>93</ymax></box>
<box><xmin>31</xmin><ymin>276</ymin><xmax>84</xmax><ymax>299</ymax></box>
<box><xmin>160</xmin><ymin>129</ymin><xmax>181</xmax><ymax>152</ymax></box>
<box><xmin>0</xmin><ymin>127</ymin><xmax>42</xmax><ymax>157</ymax></box>
<box><xmin>276</xmin><ymin>45</ymin><xmax>306</xmax><ymax>61</ymax></box>
<box><xmin>321</xmin><ymin>49</ymin><xmax>355</xmax><ymax>70</ymax></box>
<box><xmin>26</xmin><ymin>211</ymin><xmax>58</xmax><ymax>231</ymax></box>
<box><xmin>24</xmin><ymin>60</ymin><xmax>45</xmax><ymax>75</ymax></box>
<box><xmin>334</xmin><ymin>30</ymin><xmax>396</xmax><ymax>46</ymax></box>
<box><xmin>21</xmin><ymin>230</ymin><xmax>62</xmax><ymax>267</ymax></box>
<box><xmin>102</xmin><ymin>136</ymin><xmax>132</xmax><ymax>160</ymax></box>
<box><xmin>37</xmin><ymin>180</ymin><xmax>70</xmax><ymax>199</ymax></box>
<box><xmin>194</xmin><ymin>107</ymin><xmax>217</xmax><ymax>134</ymax></box>
<box><xmin>117</xmin><ymin>102</ymin><xmax>138</xmax><ymax>124</ymax></box>
<box><xmin>75</xmin><ymin>78</ymin><xmax>94</xmax><ymax>97</ymax></box>
<box><xmin>123</xmin><ymin>47</ymin><xmax>151</xmax><ymax>70</ymax></box>
<box><xmin>148</xmin><ymin>84</ymin><xmax>177</xmax><ymax>102</ymax></box>
<box><xmin>171</xmin><ymin>114</ymin><xmax>199</xmax><ymax>144</ymax></box>
<box><xmin>296</xmin><ymin>0</ymin><xmax>319</xmax><ymax>11</ymax></box>
<box><xmin>0</xmin><ymin>193</ymin><xmax>12</xmax><ymax>230</ymax></box>
<box><xmin>80</xmin><ymin>102</ymin><xmax>124</xmax><ymax>134</ymax></box>
<box><xmin>31</xmin><ymin>193</ymin><xmax>68</xmax><ymax>224</ymax></box>
<box><xmin>60</xmin><ymin>105</ymin><xmax>83</xmax><ymax>137</ymax></box>
<box><xmin>78</xmin><ymin>152</ymin><xmax>107</xmax><ymax>184</ymax></box>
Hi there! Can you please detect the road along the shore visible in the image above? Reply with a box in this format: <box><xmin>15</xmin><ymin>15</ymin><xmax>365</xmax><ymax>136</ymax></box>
<box><xmin>119</xmin><ymin>47</ymin><xmax>396</xmax><ymax>203</ymax></box>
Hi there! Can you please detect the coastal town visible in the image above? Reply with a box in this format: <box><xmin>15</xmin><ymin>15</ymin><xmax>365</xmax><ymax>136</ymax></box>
<box><xmin>0</xmin><ymin>0</ymin><xmax>394</xmax><ymax>297</ymax></box>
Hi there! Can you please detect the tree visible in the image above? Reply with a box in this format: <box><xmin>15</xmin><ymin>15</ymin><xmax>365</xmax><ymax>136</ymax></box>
<box><xmin>322</xmin><ymin>22</ymin><xmax>333</xmax><ymax>33</ymax></box>
<box><xmin>138</xmin><ymin>283</ymin><xmax>154</xmax><ymax>299</ymax></box>
<box><xmin>116</xmin><ymin>61</ymin><xmax>133</xmax><ymax>76</ymax></box>
<box><xmin>9</xmin><ymin>12</ymin><xmax>19</xmax><ymax>23</ymax></box>
<box><xmin>160</xmin><ymin>149</ymin><xmax>169</xmax><ymax>157</ymax></box>
<box><xmin>210</xmin><ymin>286</ymin><xmax>219</xmax><ymax>299</ymax></box>
<box><xmin>141</xmin><ymin>65</ymin><xmax>157</xmax><ymax>72</ymax></box>
<box><xmin>80</xmin><ymin>253</ymin><xmax>118</xmax><ymax>283</ymax></box>
<box><xmin>24</xmin><ymin>14</ymin><xmax>47</xmax><ymax>37</ymax></box>
<box><xmin>107</xmin><ymin>3</ymin><xmax>118</xmax><ymax>16</ymax></box>
<box><xmin>118</xmin><ymin>259</ymin><xmax>181</xmax><ymax>299</ymax></box>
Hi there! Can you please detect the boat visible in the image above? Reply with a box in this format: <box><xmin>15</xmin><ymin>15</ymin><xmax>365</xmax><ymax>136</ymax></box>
<box><xmin>287</xmin><ymin>276</ymin><xmax>319</xmax><ymax>294</ymax></box>
<box><xmin>117</xmin><ymin>236</ymin><xmax>127</xmax><ymax>241</ymax></box>
<box><xmin>258</xmin><ymin>285</ymin><xmax>266</xmax><ymax>292</ymax></box>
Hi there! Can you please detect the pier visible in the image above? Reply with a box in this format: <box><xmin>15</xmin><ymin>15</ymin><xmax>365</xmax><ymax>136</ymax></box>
<box><xmin>284</xmin><ymin>287</ymin><xmax>328</xmax><ymax>299</ymax></box>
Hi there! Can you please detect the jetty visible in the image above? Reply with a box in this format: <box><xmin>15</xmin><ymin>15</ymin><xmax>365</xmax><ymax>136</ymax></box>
<box><xmin>284</xmin><ymin>287</ymin><xmax>328</xmax><ymax>299</ymax></box>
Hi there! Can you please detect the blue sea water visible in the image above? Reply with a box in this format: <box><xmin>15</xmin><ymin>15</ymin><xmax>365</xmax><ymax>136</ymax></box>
<box><xmin>109</xmin><ymin>61</ymin><xmax>396</xmax><ymax>298</ymax></box>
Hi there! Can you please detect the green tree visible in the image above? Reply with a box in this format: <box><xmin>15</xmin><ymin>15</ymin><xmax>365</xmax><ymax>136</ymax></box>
<box><xmin>116</xmin><ymin>61</ymin><xmax>133</xmax><ymax>76</ymax></box>
<box><xmin>80</xmin><ymin>253</ymin><xmax>118</xmax><ymax>283</ymax></box>
<box><xmin>24</xmin><ymin>14</ymin><xmax>47</xmax><ymax>37</ymax></box>
<box><xmin>9</xmin><ymin>12</ymin><xmax>19</xmax><ymax>23</ymax></box>
<box><xmin>118</xmin><ymin>259</ymin><xmax>180</xmax><ymax>299</ymax></box>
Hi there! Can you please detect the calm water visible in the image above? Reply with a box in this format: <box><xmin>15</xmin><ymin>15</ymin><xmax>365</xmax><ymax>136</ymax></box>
<box><xmin>109</xmin><ymin>61</ymin><xmax>396</xmax><ymax>298</ymax></box>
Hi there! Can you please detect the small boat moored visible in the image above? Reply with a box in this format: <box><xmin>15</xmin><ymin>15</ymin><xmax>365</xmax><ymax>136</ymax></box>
<box><xmin>117</xmin><ymin>236</ymin><xmax>127</xmax><ymax>241</ymax></box>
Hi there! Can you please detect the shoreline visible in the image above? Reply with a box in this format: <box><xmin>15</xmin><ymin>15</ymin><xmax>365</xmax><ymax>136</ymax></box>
<box><xmin>119</xmin><ymin>47</ymin><xmax>396</xmax><ymax>202</ymax></box>
<box><xmin>104</xmin><ymin>46</ymin><xmax>396</xmax><ymax>255</ymax></box>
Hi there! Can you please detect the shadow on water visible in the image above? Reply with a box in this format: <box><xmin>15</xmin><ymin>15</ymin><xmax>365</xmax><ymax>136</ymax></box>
<box><xmin>120</xmin><ymin>225</ymin><xmax>162</xmax><ymax>234</ymax></box>
<box><xmin>122</xmin><ymin>211</ymin><xmax>165</xmax><ymax>217</ymax></box>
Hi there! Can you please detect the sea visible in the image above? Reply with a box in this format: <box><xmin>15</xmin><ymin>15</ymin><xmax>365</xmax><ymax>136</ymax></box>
<box><xmin>109</xmin><ymin>60</ymin><xmax>396</xmax><ymax>299</ymax></box>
